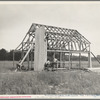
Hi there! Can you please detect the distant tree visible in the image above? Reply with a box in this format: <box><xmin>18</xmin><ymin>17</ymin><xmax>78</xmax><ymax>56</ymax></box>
<box><xmin>64</xmin><ymin>55</ymin><xmax>88</xmax><ymax>61</ymax></box>
<box><xmin>8</xmin><ymin>50</ymin><xmax>13</xmax><ymax>60</ymax></box>
<box><xmin>15</xmin><ymin>52</ymin><xmax>21</xmax><ymax>61</ymax></box>
<box><xmin>0</xmin><ymin>48</ymin><xmax>29</xmax><ymax>61</ymax></box>
<box><xmin>0</xmin><ymin>48</ymin><xmax>8</xmax><ymax>60</ymax></box>
<box><xmin>7</xmin><ymin>50</ymin><xmax>21</xmax><ymax>61</ymax></box>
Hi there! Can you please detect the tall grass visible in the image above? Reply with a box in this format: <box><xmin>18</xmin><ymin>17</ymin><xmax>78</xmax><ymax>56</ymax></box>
<box><xmin>0</xmin><ymin>70</ymin><xmax>100</xmax><ymax>94</ymax></box>
<box><xmin>0</xmin><ymin>61</ymin><xmax>100</xmax><ymax>94</ymax></box>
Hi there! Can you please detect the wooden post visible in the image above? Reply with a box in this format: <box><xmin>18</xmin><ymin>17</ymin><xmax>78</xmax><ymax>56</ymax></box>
<box><xmin>60</xmin><ymin>52</ymin><xmax>63</xmax><ymax>68</ymax></box>
<box><xmin>53</xmin><ymin>52</ymin><xmax>55</xmax><ymax>59</ymax></box>
<box><xmin>31</xmin><ymin>50</ymin><xmax>33</xmax><ymax>69</ymax></box>
<box><xmin>63</xmin><ymin>53</ymin><xmax>65</xmax><ymax>68</ymax></box>
<box><xmin>79</xmin><ymin>52</ymin><xmax>81</xmax><ymax>68</ymax></box>
<box><xmin>34</xmin><ymin>27</ymin><xmax>47</xmax><ymax>71</ymax></box>
<box><xmin>71</xmin><ymin>53</ymin><xmax>72</xmax><ymax>68</ymax></box>
<box><xmin>68</xmin><ymin>52</ymin><xmax>71</xmax><ymax>69</ymax></box>
<box><xmin>79</xmin><ymin>39</ymin><xmax>81</xmax><ymax>68</ymax></box>
<box><xmin>27</xmin><ymin>53</ymin><xmax>29</xmax><ymax>70</ymax></box>
<box><xmin>27</xmin><ymin>35</ymin><xmax>30</xmax><ymax>70</ymax></box>
<box><xmin>21</xmin><ymin>42</ymin><xmax>24</xmax><ymax>66</ymax></box>
<box><xmin>53</xmin><ymin>52</ymin><xmax>56</xmax><ymax>70</ymax></box>
<box><xmin>57</xmin><ymin>61</ymin><xmax>58</xmax><ymax>70</ymax></box>
<box><xmin>88</xmin><ymin>45</ymin><xmax>92</xmax><ymax>68</ymax></box>
<box><xmin>13</xmin><ymin>50</ymin><xmax>15</xmax><ymax>67</ymax></box>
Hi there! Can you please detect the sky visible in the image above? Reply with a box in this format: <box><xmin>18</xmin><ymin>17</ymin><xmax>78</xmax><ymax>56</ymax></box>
<box><xmin>0</xmin><ymin>1</ymin><xmax>100</xmax><ymax>56</ymax></box>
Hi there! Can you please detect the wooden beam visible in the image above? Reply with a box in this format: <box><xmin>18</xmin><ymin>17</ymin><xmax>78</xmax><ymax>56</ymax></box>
<box><xmin>70</xmin><ymin>53</ymin><xmax>72</xmax><ymax>68</ymax></box>
<box><xmin>27</xmin><ymin>53</ymin><xmax>29</xmax><ymax>70</ymax></box>
<box><xmin>63</xmin><ymin>53</ymin><xmax>65</xmax><ymax>68</ymax></box>
<box><xmin>88</xmin><ymin>45</ymin><xmax>92</xmax><ymax>68</ymax></box>
<box><xmin>79</xmin><ymin>53</ymin><xmax>81</xmax><ymax>68</ymax></box>
<box><xmin>13</xmin><ymin>50</ymin><xmax>15</xmax><ymax>67</ymax></box>
<box><xmin>68</xmin><ymin>52</ymin><xmax>71</xmax><ymax>69</ymax></box>
<box><xmin>79</xmin><ymin>38</ymin><xmax>81</xmax><ymax>68</ymax></box>
<box><xmin>31</xmin><ymin>50</ymin><xmax>33</xmax><ymax>69</ymax></box>
<box><xmin>34</xmin><ymin>27</ymin><xmax>47</xmax><ymax>71</ymax></box>
<box><xmin>53</xmin><ymin>52</ymin><xmax>55</xmax><ymax>58</ymax></box>
<box><xmin>60</xmin><ymin>52</ymin><xmax>63</xmax><ymax>68</ymax></box>
<box><xmin>47</xmin><ymin>49</ymin><xmax>88</xmax><ymax>53</ymax></box>
<box><xmin>21</xmin><ymin>42</ymin><xmax>24</xmax><ymax>66</ymax></box>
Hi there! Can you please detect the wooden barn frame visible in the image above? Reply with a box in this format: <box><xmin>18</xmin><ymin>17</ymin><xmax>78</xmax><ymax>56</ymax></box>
<box><xmin>13</xmin><ymin>23</ymin><xmax>92</xmax><ymax>71</ymax></box>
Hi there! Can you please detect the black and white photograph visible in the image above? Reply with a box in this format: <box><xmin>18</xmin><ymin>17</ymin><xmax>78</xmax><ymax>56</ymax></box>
<box><xmin>0</xmin><ymin>1</ymin><xmax>100</xmax><ymax>99</ymax></box>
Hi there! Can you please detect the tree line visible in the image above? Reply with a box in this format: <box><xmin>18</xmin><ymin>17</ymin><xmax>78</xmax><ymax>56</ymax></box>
<box><xmin>0</xmin><ymin>48</ymin><xmax>21</xmax><ymax>61</ymax></box>
<box><xmin>0</xmin><ymin>48</ymin><xmax>95</xmax><ymax>61</ymax></box>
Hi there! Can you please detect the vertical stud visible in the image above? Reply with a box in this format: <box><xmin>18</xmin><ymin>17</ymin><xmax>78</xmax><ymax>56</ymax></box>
<box><xmin>88</xmin><ymin>45</ymin><xmax>92</xmax><ymax>68</ymax></box>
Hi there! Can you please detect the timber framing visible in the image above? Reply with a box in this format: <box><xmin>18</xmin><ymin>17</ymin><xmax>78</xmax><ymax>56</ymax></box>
<box><xmin>13</xmin><ymin>23</ymin><xmax>92</xmax><ymax>71</ymax></box>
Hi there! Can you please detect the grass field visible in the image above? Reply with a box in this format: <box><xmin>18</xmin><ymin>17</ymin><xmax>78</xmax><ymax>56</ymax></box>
<box><xmin>0</xmin><ymin>61</ymin><xmax>100</xmax><ymax>94</ymax></box>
